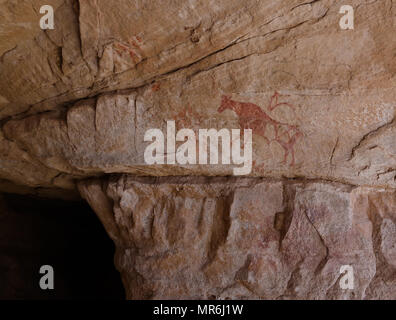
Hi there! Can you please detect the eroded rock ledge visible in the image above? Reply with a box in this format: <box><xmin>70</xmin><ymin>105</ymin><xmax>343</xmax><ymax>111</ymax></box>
<box><xmin>79</xmin><ymin>175</ymin><xmax>396</xmax><ymax>299</ymax></box>
<box><xmin>1</xmin><ymin>0</ymin><xmax>396</xmax><ymax>196</ymax></box>
<box><xmin>1</xmin><ymin>0</ymin><xmax>395</xmax><ymax>300</ymax></box>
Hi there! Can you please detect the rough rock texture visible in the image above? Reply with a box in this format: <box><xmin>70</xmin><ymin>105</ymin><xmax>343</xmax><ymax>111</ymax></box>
<box><xmin>1</xmin><ymin>0</ymin><xmax>396</xmax><ymax>300</ymax></box>
<box><xmin>1</xmin><ymin>0</ymin><xmax>396</xmax><ymax>193</ymax></box>
<box><xmin>79</xmin><ymin>175</ymin><xmax>395</xmax><ymax>299</ymax></box>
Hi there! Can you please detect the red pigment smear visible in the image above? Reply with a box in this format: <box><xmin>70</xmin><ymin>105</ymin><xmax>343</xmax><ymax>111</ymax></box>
<box><xmin>113</xmin><ymin>39</ymin><xmax>142</xmax><ymax>64</ymax></box>
<box><xmin>174</xmin><ymin>105</ymin><xmax>202</xmax><ymax>129</ymax></box>
<box><xmin>130</xmin><ymin>39</ymin><xmax>141</xmax><ymax>50</ymax></box>
<box><xmin>151</xmin><ymin>83</ymin><xmax>161</xmax><ymax>92</ymax></box>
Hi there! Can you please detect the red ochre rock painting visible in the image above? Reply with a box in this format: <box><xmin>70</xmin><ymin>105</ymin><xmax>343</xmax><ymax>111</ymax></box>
<box><xmin>171</xmin><ymin>92</ymin><xmax>302</xmax><ymax>168</ymax></box>
<box><xmin>151</xmin><ymin>83</ymin><xmax>161</xmax><ymax>92</ymax></box>
<box><xmin>174</xmin><ymin>105</ymin><xmax>203</xmax><ymax>129</ymax></box>
<box><xmin>113</xmin><ymin>35</ymin><xmax>144</xmax><ymax>64</ymax></box>
<box><xmin>218</xmin><ymin>93</ymin><xmax>302</xmax><ymax>166</ymax></box>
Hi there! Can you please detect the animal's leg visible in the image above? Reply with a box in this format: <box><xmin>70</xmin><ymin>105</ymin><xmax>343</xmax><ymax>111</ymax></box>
<box><xmin>287</xmin><ymin>132</ymin><xmax>301</xmax><ymax>166</ymax></box>
<box><xmin>273</xmin><ymin>123</ymin><xmax>280</xmax><ymax>140</ymax></box>
<box><xmin>269</xmin><ymin>91</ymin><xmax>279</xmax><ymax>110</ymax></box>
<box><xmin>290</xmin><ymin>149</ymin><xmax>296</xmax><ymax>166</ymax></box>
<box><xmin>290</xmin><ymin>133</ymin><xmax>301</xmax><ymax>166</ymax></box>
<box><xmin>261</xmin><ymin>135</ymin><xmax>270</xmax><ymax>144</ymax></box>
<box><xmin>282</xmin><ymin>148</ymin><xmax>289</xmax><ymax>165</ymax></box>
<box><xmin>256</xmin><ymin>122</ymin><xmax>271</xmax><ymax>144</ymax></box>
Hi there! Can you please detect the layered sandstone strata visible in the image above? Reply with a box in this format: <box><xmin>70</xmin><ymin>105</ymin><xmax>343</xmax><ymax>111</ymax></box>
<box><xmin>0</xmin><ymin>0</ymin><xmax>395</xmax><ymax>299</ymax></box>
<box><xmin>0</xmin><ymin>0</ymin><xmax>395</xmax><ymax>194</ymax></box>
<box><xmin>79</xmin><ymin>176</ymin><xmax>396</xmax><ymax>299</ymax></box>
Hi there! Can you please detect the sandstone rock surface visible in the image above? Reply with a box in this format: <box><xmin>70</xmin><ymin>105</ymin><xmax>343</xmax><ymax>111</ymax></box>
<box><xmin>0</xmin><ymin>0</ymin><xmax>396</xmax><ymax>193</ymax></box>
<box><xmin>1</xmin><ymin>0</ymin><xmax>395</xmax><ymax>300</ymax></box>
<box><xmin>79</xmin><ymin>175</ymin><xmax>396</xmax><ymax>299</ymax></box>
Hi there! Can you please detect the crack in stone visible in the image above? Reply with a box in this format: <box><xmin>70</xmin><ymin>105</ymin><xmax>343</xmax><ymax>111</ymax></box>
<box><xmin>348</xmin><ymin>117</ymin><xmax>396</xmax><ymax>161</ymax></box>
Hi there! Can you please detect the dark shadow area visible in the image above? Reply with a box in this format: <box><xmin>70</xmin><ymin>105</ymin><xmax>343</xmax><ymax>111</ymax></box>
<box><xmin>0</xmin><ymin>193</ymin><xmax>125</xmax><ymax>300</ymax></box>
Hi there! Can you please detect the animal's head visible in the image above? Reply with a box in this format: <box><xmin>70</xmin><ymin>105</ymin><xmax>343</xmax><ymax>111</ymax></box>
<box><xmin>218</xmin><ymin>95</ymin><xmax>232</xmax><ymax>113</ymax></box>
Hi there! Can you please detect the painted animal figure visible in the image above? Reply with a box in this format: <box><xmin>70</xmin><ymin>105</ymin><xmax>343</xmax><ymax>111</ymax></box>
<box><xmin>218</xmin><ymin>95</ymin><xmax>302</xmax><ymax>166</ymax></box>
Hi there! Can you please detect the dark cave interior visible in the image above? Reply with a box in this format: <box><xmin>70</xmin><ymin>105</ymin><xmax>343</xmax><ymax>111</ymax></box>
<box><xmin>0</xmin><ymin>193</ymin><xmax>125</xmax><ymax>299</ymax></box>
